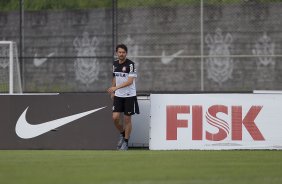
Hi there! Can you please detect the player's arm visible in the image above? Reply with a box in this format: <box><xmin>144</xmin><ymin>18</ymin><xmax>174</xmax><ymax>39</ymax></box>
<box><xmin>107</xmin><ymin>77</ymin><xmax>116</xmax><ymax>99</ymax></box>
<box><xmin>111</xmin><ymin>77</ymin><xmax>116</xmax><ymax>88</ymax></box>
<box><xmin>107</xmin><ymin>77</ymin><xmax>134</xmax><ymax>93</ymax></box>
<box><xmin>115</xmin><ymin>77</ymin><xmax>134</xmax><ymax>90</ymax></box>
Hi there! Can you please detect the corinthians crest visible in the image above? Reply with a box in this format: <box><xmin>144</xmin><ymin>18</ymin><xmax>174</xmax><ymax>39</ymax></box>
<box><xmin>252</xmin><ymin>32</ymin><xmax>275</xmax><ymax>82</ymax></box>
<box><xmin>123</xmin><ymin>35</ymin><xmax>140</xmax><ymax>81</ymax></box>
<box><xmin>123</xmin><ymin>35</ymin><xmax>139</xmax><ymax>67</ymax></box>
<box><xmin>205</xmin><ymin>28</ymin><xmax>234</xmax><ymax>85</ymax></box>
<box><xmin>73</xmin><ymin>32</ymin><xmax>100</xmax><ymax>87</ymax></box>
<box><xmin>123</xmin><ymin>35</ymin><xmax>138</xmax><ymax>58</ymax></box>
<box><xmin>252</xmin><ymin>32</ymin><xmax>275</xmax><ymax>66</ymax></box>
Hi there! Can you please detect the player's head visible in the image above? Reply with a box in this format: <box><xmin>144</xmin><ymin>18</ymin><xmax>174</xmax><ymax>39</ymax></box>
<box><xmin>116</xmin><ymin>44</ymin><xmax>128</xmax><ymax>53</ymax></box>
<box><xmin>116</xmin><ymin>44</ymin><xmax>127</xmax><ymax>61</ymax></box>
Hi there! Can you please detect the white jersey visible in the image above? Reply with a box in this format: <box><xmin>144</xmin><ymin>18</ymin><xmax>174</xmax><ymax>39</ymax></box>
<box><xmin>113</xmin><ymin>59</ymin><xmax>137</xmax><ymax>97</ymax></box>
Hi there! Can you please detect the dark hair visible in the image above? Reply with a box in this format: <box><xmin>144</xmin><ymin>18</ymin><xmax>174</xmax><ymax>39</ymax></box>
<box><xmin>116</xmin><ymin>44</ymin><xmax>128</xmax><ymax>53</ymax></box>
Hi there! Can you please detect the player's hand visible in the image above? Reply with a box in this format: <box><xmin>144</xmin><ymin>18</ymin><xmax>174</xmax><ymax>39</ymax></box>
<box><xmin>110</xmin><ymin>93</ymin><xmax>114</xmax><ymax>100</ymax></box>
<box><xmin>107</xmin><ymin>86</ymin><xmax>117</xmax><ymax>93</ymax></box>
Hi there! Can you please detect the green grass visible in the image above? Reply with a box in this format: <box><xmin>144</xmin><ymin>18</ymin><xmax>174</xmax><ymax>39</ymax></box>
<box><xmin>0</xmin><ymin>83</ymin><xmax>8</xmax><ymax>93</ymax></box>
<box><xmin>0</xmin><ymin>150</ymin><xmax>281</xmax><ymax>184</ymax></box>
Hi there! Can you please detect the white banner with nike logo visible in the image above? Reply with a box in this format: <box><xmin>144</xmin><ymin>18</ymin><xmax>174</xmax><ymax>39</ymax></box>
<box><xmin>150</xmin><ymin>94</ymin><xmax>282</xmax><ymax>150</ymax></box>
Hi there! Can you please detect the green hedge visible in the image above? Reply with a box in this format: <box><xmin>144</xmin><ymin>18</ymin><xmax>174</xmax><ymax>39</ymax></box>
<box><xmin>118</xmin><ymin>0</ymin><xmax>281</xmax><ymax>8</ymax></box>
<box><xmin>1</xmin><ymin>0</ymin><xmax>281</xmax><ymax>11</ymax></box>
<box><xmin>0</xmin><ymin>0</ymin><xmax>112</xmax><ymax>11</ymax></box>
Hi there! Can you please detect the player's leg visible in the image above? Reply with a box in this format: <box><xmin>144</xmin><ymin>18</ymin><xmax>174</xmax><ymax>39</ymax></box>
<box><xmin>120</xmin><ymin>96</ymin><xmax>136</xmax><ymax>150</ymax></box>
<box><xmin>112</xmin><ymin>112</ymin><xmax>123</xmax><ymax>132</ymax></box>
<box><xmin>113</xmin><ymin>112</ymin><xmax>125</xmax><ymax>149</ymax></box>
<box><xmin>124</xmin><ymin>96</ymin><xmax>136</xmax><ymax>140</ymax></box>
<box><xmin>124</xmin><ymin>115</ymin><xmax>132</xmax><ymax>140</ymax></box>
<box><xmin>119</xmin><ymin>115</ymin><xmax>131</xmax><ymax>150</ymax></box>
<box><xmin>113</xmin><ymin>96</ymin><xmax>125</xmax><ymax>149</ymax></box>
<box><xmin>113</xmin><ymin>96</ymin><xmax>125</xmax><ymax>131</ymax></box>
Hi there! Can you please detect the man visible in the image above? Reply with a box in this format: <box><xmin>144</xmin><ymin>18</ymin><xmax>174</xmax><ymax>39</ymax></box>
<box><xmin>107</xmin><ymin>44</ymin><xmax>139</xmax><ymax>150</ymax></box>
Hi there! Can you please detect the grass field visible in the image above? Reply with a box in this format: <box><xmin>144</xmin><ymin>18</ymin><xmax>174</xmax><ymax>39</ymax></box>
<box><xmin>0</xmin><ymin>150</ymin><xmax>281</xmax><ymax>184</ymax></box>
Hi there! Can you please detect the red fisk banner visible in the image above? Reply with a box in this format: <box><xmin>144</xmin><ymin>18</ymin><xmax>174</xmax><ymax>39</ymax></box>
<box><xmin>150</xmin><ymin>94</ymin><xmax>282</xmax><ymax>150</ymax></box>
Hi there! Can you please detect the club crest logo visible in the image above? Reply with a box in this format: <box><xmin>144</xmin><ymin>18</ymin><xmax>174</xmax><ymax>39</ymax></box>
<box><xmin>205</xmin><ymin>28</ymin><xmax>234</xmax><ymax>85</ymax></box>
<box><xmin>73</xmin><ymin>32</ymin><xmax>100</xmax><ymax>87</ymax></box>
<box><xmin>252</xmin><ymin>32</ymin><xmax>275</xmax><ymax>67</ymax></box>
<box><xmin>123</xmin><ymin>35</ymin><xmax>139</xmax><ymax>60</ymax></box>
<box><xmin>252</xmin><ymin>32</ymin><xmax>275</xmax><ymax>82</ymax></box>
<box><xmin>122</xmin><ymin>66</ymin><xmax>126</xmax><ymax>72</ymax></box>
<box><xmin>123</xmin><ymin>35</ymin><xmax>139</xmax><ymax>70</ymax></box>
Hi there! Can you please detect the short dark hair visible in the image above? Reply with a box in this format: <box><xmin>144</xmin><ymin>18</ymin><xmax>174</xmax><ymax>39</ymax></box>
<box><xmin>116</xmin><ymin>44</ymin><xmax>128</xmax><ymax>53</ymax></box>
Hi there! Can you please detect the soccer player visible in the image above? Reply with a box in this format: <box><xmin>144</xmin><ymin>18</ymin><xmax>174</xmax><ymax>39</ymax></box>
<box><xmin>107</xmin><ymin>44</ymin><xmax>139</xmax><ymax>150</ymax></box>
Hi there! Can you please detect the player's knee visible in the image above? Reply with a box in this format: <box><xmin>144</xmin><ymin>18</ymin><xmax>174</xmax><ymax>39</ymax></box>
<box><xmin>112</xmin><ymin>114</ymin><xmax>119</xmax><ymax>122</ymax></box>
<box><xmin>124</xmin><ymin>115</ymin><xmax>131</xmax><ymax>124</ymax></box>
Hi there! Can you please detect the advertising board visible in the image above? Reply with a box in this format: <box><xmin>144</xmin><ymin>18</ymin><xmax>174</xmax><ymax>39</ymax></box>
<box><xmin>150</xmin><ymin>94</ymin><xmax>282</xmax><ymax>150</ymax></box>
<box><xmin>0</xmin><ymin>93</ymin><xmax>117</xmax><ymax>149</ymax></box>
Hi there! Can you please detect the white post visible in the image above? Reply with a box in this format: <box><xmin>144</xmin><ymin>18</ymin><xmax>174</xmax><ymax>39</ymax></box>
<box><xmin>200</xmin><ymin>0</ymin><xmax>204</xmax><ymax>91</ymax></box>
<box><xmin>9</xmin><ymin>41</ymin><xmax>13</xmax><ymax>94</ymax></box>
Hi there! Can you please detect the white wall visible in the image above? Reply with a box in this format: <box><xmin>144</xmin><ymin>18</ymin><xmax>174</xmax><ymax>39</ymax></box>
<box><xmin>129</xmin><ymin>95</ymin><xmax>150</xmax><ymax>147</ymax></box>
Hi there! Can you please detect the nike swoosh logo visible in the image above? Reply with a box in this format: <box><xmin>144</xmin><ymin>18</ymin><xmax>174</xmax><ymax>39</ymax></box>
<box><xmin>15</xmin><ymin>106</ymin><xmax>106</xmax><ymax>139</ymax></box>
<box><xmin>33</xmin><ymin>52</ymin><xmax>55</xmax><ymax>67</ymax></box>
<box><xmin>161</xmin><ymin>50</ymin><xmax>184</xmax><ymax>64</ymax></box>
